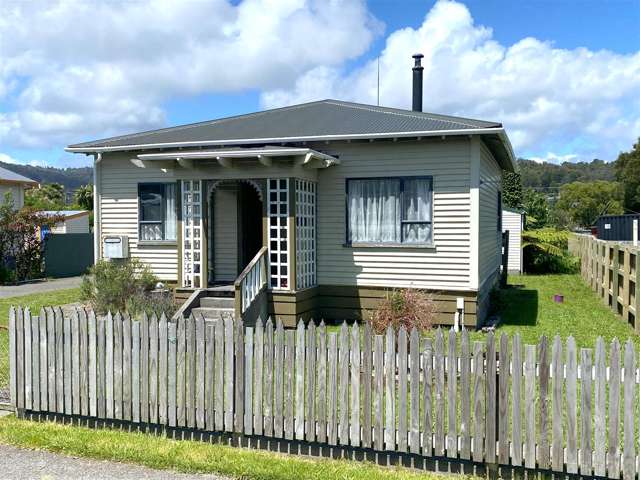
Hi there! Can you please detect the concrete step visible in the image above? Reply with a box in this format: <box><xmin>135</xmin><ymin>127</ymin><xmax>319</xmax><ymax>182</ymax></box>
<box><xmin>191</xmin><ymin>307</ymin><xmax>235</xmax><ymax>320</ymax></box>
<box><xmin>200</xmin><ymin>296</ymin><xmax>235</xmax><ymax>309</ymax></box>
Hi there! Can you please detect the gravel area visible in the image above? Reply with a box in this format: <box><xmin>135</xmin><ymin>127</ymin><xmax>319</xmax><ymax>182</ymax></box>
<box><xmin>0</xmin><ymin>444</ymin><xmax>227</xmax><ymax>480</ymax></box>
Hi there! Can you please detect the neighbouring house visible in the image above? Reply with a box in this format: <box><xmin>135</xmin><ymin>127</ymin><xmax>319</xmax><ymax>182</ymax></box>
<box><xmin>502</xmin><ymin>208</ymin><xmax>524</xmax><ymax>274</ymax></box>
<box><xmin>66</xmin><ymin>56</ymin><xmax>515</xmax><ymax>328</ymax></box>
<box><xmin>594</xmin><ymin>214</ymin><xmax>640</xmax><ymax>242</ymax></box>
<box><xmin>41</xmin><ymin>210</ymin><xmax>91</xmax><ymax>234</ymax></box>
<box><xmin>0</xmin><ymin>166</ymin><xmax>39</xmax><ymax>209</ymax></box>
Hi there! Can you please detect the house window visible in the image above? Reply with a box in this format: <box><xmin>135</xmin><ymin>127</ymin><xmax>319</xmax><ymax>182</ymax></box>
<box><xmin>138</xmin><ymin>183</ymin><xmax>177</xmax><ymax>241</ymax></box>
<box><xmin>347</xmin><ymin>176</ymin><xmax>433</xmax><ymax>245</ymax></box>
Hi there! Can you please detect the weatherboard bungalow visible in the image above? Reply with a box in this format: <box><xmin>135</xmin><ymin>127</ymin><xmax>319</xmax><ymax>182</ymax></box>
<box><xmin>66</xmin><ymin>59</ymin><xmax>515</xmax><ymax>328</ymax></box>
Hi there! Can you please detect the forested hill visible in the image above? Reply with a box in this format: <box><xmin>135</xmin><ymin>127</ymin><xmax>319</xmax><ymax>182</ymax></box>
<box><xmin>0</xmin><ymin>161</ymin><xmax>92</xmax><ymax>191</ymax></box>
<box><xmin>518</xmin><ymin>158</ymin><xmax>615</xmax><ymax>189</ymax></box>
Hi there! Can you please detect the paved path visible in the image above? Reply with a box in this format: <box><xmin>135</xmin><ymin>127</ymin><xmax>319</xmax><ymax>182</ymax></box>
<box><xmin>0</xmin><ymin>444</ymin><xmax>226</xmax><ymax>480</ymax></box>
<box><xmin>0</xmin><ymin>277</ymin><xmax>82</xmax><ymax>299</ymax></box>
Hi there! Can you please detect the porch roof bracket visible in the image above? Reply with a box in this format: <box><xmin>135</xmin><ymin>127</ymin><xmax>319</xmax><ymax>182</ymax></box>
<box><xmin>217</xmin><ymin>156</ymin><xmax>233</xmax><ymax>168</ymax></box>
<box><xmin>295</xmin><ymin>151</ymin><xmax>340</xmax><ymax>169</ymax></box>
<box><xmin>258</xmin><ymin>155</ymin><xmax>273</xmax><ymax>167</ymax></box>
<box><xmin>176</xmin><ymin>157</ymin><xmax>195</xmax><ymax>169</ymax></box>
<box><xmin>130</xmin><ymin>158</ymin><xmax>176</xmax><ymax>170</ymax></box>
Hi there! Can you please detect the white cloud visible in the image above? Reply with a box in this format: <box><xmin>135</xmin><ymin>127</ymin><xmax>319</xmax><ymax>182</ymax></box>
<box><xmin>261</xmin><ymin>0</ymin><xmax>640</xmax><ymax>162</ymax></box>
<box><xmin>0</xmin><ymin>153</ymin><xmax>21</xmax><ymax>165</ymax></box>
<box><xmin>0</xmin><ymin>0</ymin><xmax>380</xmax><ymax>149</ymax></box>
<box><xmin>1</xmin><ymin>0</ymin><xmax>638</xmax><ymax>164</ymax></box>
<box><xmin>0</xmin><ymin>152</ymin><xmax>46</xmax><ymax>167</ymax></box>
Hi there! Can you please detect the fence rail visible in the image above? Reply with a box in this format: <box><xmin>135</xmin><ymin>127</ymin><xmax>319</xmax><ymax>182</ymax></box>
<box><xmin>9</xmin><ymin>306</ymin><xmax>640</xmax><ymax>479</ymax></box>
<box><xmin>569</xmin><ymin>234</ymin><xmax>640</xmax><ymax>331</ymax></box>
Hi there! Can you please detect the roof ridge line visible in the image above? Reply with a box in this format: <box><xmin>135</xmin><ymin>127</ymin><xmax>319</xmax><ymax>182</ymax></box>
<box><xmin>325</xmin><ymin>100</ymin><xmax>491</xmax><ymax>129</ymax></box>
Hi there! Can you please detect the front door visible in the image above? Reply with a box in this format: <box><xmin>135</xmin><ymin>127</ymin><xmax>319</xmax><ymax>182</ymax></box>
<box><xmin>212</xmin><ymin>183</ymin><xmax>238</xmax><ymax>283</ymax></box>
<box><xmin>210</xmin><ymin>180</ymin><xmax>264</xmax><ymax>285</ymax></box>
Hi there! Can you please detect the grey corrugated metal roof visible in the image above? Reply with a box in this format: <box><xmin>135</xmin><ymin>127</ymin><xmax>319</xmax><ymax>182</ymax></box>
<box><xmin>0</xmin><ymin>165</ymin><xmax>38</xmax><ymax>184</ymax></box>
<box><xmin>68</xmin><ymin>99</ymin><xmax>502</xmax><ymax>150</ymax></box>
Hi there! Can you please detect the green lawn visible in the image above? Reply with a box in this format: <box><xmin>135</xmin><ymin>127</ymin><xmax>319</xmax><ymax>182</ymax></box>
<box><xmin>0</xmin><ymin>288</ymin><xmax>81</xmax><ymax>327</ymax></box>
<box><xmin>0</xmin><ymin>415</ymin><xmax>472</xmax><ymax>480</ymax></box>
<box><xmin>492</xmin><ymin>274</ymin><xmax>638</xmax><ymax>349</ymax></box>
<box><xmin>0</xmin><ymin>288</ymin><xmax>81</xmax><ymax>393</ymax></box>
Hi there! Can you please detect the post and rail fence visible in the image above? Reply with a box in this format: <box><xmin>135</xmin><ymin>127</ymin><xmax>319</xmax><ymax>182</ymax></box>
<box><xmin>569</xmin><ymin>233</ymin><xmax>640</xmax><ymax>331</ymax></box>
<box><xmin>9</xmin><ymin>305</ymin><xmax>640</xmax><ymax>479</ymax></box>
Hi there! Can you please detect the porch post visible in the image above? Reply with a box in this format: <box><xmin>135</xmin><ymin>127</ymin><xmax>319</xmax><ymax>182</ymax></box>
<box><xmin>289</xmin><ymin>177</ymin><xmax>297</xmax><ymax>292</ymax></box>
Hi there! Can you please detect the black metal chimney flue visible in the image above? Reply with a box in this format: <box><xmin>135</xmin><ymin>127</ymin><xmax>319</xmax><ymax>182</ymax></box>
<box><xmin>412</xmin><ymin>53</ymin><xmax>424</xmax><ymax>112</ymax></box>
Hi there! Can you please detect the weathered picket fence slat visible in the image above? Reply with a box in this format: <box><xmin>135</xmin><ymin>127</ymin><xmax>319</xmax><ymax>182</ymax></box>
<box><xmin>8</xmin><ymin>307</ymin><xmax>640</xmax><ymax>480</ymax></box>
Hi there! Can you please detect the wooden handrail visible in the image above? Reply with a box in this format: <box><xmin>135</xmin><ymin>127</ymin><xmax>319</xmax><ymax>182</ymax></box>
<box><xmin>234</xmin><ymin>246</ymin><xmax>268</xmax><ymax>287</ymax></box>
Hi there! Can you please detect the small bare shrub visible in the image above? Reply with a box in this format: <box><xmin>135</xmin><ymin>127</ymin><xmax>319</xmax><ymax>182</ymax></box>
<box><xmin>369</xmin><ymin>288</ymin><xmax>437</xmax><ymax>334</ymax></box>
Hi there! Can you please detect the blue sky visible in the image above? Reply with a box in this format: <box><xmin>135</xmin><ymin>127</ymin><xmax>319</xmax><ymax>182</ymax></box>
<box><xmin>1</xmin><ymin>0</ymin><xmax>639</xmax><ymax>168</ymax></box>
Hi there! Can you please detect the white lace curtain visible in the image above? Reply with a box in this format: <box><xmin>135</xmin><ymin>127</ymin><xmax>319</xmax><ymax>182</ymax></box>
<box><xmin>348</xmin><ymin>178</ymin><xmax>432</xmax><ymax>244</ymax></box>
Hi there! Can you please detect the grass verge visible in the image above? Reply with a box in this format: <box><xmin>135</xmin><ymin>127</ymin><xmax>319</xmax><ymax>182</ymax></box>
<box><xmin>0</xmin><ymin>416</ymin><xmax>473</xmax><ymax>480</ymax></box>
<box><xmin>0</xmin><ymin>288</ymin><xmax>81</xmax><ymax>327</ymax></box>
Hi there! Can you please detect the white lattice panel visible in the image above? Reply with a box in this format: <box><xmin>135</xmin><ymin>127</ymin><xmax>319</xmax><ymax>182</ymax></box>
<box><xmin>181</xmin><ymin>180</ymin><xmax>203</xmax><ymax>288</ymax></box>
<box><xmin>268</xmin><ymin>178</ymin><xmax>290</xmax><ymax>290</ymax></box>
<box><xmin>295</xmin><ymin>179</ymin><xmax>316</xmax><ymax>290</ymax></box>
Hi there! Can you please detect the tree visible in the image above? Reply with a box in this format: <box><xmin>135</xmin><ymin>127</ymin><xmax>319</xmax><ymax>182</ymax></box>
<box><xmin>502</xmin><ymin>171</ymin><xmax>523</xmax><ymax>209</ymax></box>
<box><xmin>614</xmin><ymin>138</ymin><xmax>640</xmax><ymax>213</ymax></box>
<box><xmin>73</xmin><ymin>184</ymin><xmax>93</xmax><ymax>211</ymax></box>
<box><xmin>554</xmin><ymin>180</ymin><xmax>624</xmax><ymax>228</ymax></box>
<box><xmin>0</xmin><ymin>195</ymin><xmax>64</xmax><ymax>283</ymax></box>
<box><xmin>522</xmin><ymin>188</ymin><xmax>550</xmax><ymax>229</ymax></box>
<box><xmin>25</xmin><ymin>183</ymin><xmax>65</xmax><ymax>210</ymax></box>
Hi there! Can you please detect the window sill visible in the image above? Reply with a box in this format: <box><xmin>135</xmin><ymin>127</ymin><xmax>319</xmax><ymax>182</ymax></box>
<box><xmin>137</xmin><ymin>240</ymin><xmax>177</xmax><ymax>247</ymax></box>
<box><xmin>343</xmin><ymin>242</ymin><xmax>436</xmax><ymax>249</ymax></box>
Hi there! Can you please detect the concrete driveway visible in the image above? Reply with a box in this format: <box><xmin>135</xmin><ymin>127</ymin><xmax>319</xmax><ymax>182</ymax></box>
<box><xmin>0</xmin><ymin>277</ymin><xmax>83</xmax><ymax>299</ymax></box>
<box><xmin>0</xmin><ymin>443</ymin><xmax>226</xmax><ymax>480</ymax></box>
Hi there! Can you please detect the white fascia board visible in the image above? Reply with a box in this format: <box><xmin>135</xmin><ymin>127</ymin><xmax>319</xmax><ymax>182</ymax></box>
<box><xmin>64</xmin><ymin>128</ymin><xmax>506</xmax><ymax>153</ymax></box>
<box><xmin>136</xmin><ymin>147</ymin><xmax>340</xmax><ymax>165</ymax></box>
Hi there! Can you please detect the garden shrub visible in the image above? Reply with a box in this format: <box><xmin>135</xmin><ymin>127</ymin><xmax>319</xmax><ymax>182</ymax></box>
<box><xmin>81</xmin><ymin>258</ymin><xmax>174</xmax><ymax>316</ymax></box>
<box><xmin>522</xmin><ymin>228</ymin><xmax>579</xmax><ymax>274</ymax></box>
<box><xmin>125</xmin><ymin>288</ymin><xmax>178</xmax><ymax>318</ymax></box>
<box><xmin>369</xmin><ymin>288</ymin><xmax>436</xmax><ymax>334</ymax></box>
<box><xmin>0</xmin><ymin>195</ymin><xmax>63</xmax><ymax>283</ymax></box>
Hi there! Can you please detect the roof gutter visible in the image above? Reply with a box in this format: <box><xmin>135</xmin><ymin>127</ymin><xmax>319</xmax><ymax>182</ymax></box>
<box><xmin>65</xmin><ymin>127</ymin><xmax>508</xmax><ymax>153</ymax></box>
<box><xmin>93</xmin><ymin>153</ymin><xmax>102</xmax><ymax>264</ymax></box>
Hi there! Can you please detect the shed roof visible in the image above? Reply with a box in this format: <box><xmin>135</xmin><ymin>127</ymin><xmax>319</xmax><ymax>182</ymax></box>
<box><xmin>67</xmin><ymin>99</ymin><xmax>515</xmax><ymax>170</ymax></box>
<box><xmin>41</xmin><ymin>210</ymin><xmax>90</xmax><ymax>220</ymax></box>
<box><xmin>0</xmin><ymin>166</ymin><xmax>38</xmax><ymax>185</ymax></box>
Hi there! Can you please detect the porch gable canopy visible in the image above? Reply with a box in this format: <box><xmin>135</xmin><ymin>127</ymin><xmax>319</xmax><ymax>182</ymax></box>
<box><xmin>130</xmin><ymin>146</ymin><xmax>340</xmax><ymax>170</ymax></box>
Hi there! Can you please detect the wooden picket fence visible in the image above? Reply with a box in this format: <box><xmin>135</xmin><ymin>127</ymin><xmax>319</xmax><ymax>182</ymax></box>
<box><xmin>570</xmin><ymin>233</ymin><xmax>640</xmax><ymax>331</ymax></box>
<box><xmin>8</xmin><ymin>306</ymin><xmax>640</xmax><ymax>479</ymax></box>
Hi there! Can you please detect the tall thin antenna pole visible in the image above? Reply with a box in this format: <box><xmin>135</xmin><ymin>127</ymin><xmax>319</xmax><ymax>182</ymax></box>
<box><xmin>377</xmin><ymin>56</ymin><xmax>380</xmax><ymax>106</ymax></box>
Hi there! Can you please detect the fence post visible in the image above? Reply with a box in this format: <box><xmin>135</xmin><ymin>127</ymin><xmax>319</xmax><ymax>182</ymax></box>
<box><xmin>9</xmin><ymin>307</ymin><xmax>16</xmax><ymax>410</ymax></box>
<box><xmin>612</xmin><ymin>244</ymin><xmax>620</xmax><ymax>314</ymax></box>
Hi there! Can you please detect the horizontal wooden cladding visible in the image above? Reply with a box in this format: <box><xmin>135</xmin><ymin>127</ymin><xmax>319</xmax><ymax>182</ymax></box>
<box><xmin>316</xmin><ymin>139</ymin><xmax>472</xmax><ymax>291</ymax></box>
<box><xmin>315</xmin><ymin>308</ymin><xmax>474</xmax><ymax>326</ymax></box>
<box><xmin>266</xmin><ymin>285</ymin><xmax>478</xmax><ymax>326</ymax></box>
<box><xmin>268</xmin><ymin>288</ymin><xmax>318</xmax><ymax>322</ymax></box>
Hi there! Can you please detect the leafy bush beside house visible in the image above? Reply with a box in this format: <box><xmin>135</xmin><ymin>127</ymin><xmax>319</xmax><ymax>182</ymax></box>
<box><xmin>0</xmin><ymin>194</ymin><xmax>63</xmax><ymax>283</ymax></box>
<box><xmin>81</xmin><ymin>259</ymin><xmax>177</xmax><ymax>317</ymax></box>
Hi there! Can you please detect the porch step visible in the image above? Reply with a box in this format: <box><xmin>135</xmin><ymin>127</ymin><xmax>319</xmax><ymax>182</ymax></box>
<box><xmin>200</xmin><ymin>296</ymin><xmax>235</xmax><ymax>309</ymax></box>
<box><xmin>191</xmin><ymin>307</ymin><xmax>235</xmax><ymax>321</ymax></box>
